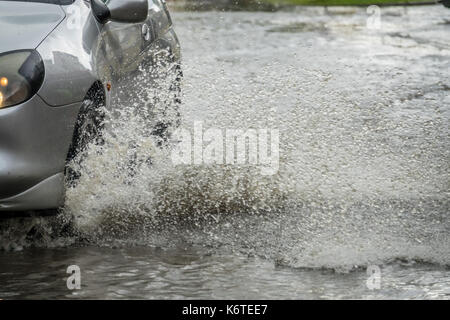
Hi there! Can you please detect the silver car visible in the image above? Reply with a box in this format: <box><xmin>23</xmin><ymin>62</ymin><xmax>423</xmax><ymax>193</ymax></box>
<box><xmin>0</xmin><ymin>0</ymin><xmax>181</xmax><ymax>216</ymax></box>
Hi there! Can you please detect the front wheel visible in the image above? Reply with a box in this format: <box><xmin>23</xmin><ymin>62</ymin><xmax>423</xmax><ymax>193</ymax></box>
<box><xmin>65</xmin><ymin>82</ymin><xmax>106</xmax><ymax>186</ymax></box>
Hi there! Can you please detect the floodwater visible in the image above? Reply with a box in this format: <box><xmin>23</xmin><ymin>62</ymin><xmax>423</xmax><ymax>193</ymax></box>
<box><xmin>0</xmin><ymin>6</ymin><xmax>449</xmax><ymax>299</ymax></box>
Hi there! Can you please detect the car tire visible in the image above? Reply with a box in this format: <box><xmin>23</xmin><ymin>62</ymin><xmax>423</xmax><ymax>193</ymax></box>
<box><xmin>65</xmin><ymin>81</ymin><xmax>106</xmax><ymax>186</ymax></box>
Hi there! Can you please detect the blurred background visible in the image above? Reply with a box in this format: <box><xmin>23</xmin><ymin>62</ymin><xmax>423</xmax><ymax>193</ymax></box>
<box><xmin>166</xmin><ymin>0</ymin><xmax>442</xmax><ymax>11</ymax></box>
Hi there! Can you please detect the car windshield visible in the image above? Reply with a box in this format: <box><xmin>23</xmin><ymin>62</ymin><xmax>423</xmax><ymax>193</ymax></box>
<box><xmin>0</xmin><ymin>0</ymin><xmax>74</xmax><ymax>4</ymax></box>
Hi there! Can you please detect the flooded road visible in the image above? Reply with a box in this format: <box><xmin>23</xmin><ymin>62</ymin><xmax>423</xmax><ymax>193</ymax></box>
<box><xmin>0</xmin><ymin>6</ymin><xmax>449</xmax><ymax>299</ymax></box>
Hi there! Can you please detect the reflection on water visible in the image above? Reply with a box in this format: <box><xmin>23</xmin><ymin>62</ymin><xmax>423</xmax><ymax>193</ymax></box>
<box><xmin>0</xmin><ymin>6</ymin><xmax>449</xmax><ymax>299</ymax></box>
<box><xmin>0</xmin><ymin>247</ymin><xmax>448</xmax><ymax>299</ymax></box>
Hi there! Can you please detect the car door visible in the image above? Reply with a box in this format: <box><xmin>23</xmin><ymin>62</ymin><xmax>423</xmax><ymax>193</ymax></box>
<box><xmin>101</xmin><ymin>21</ymin><xmax>143</xmax><ymax>76</ymax></box>
<box><xmin>94</xmin><ymin>0</ymin><xmax>175</xmax><ymax>118</ymax></box>
<box><xmin>96</xmin><ymin>1</ymin><xmax>147</xmax><ymax>106</ymax></box>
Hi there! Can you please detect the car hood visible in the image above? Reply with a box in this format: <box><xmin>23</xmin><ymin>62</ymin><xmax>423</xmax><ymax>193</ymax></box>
<box><xmin>0</xmin><ymin>1</ymin><xmax>66</xmax><ymax>53</ymax></box>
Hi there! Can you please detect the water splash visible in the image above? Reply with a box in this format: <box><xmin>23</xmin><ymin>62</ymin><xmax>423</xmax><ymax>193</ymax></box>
<box><xmin>1</xmin><ymin>8</ymin><xmax>449</xmax><ymax>272</ymax></box>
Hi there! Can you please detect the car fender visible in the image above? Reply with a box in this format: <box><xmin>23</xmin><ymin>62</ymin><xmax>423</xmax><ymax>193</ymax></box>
<box><xmin>37</xmin><ymin>0</ymin><xmax>102</xmax><ymax>106</ymax></box>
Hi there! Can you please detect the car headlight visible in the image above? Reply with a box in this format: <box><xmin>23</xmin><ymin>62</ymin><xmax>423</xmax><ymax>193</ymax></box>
<box><xmin>0</xmin><ymin>50</ymin><xmax>45</xmax><ymax>109</ymax></box>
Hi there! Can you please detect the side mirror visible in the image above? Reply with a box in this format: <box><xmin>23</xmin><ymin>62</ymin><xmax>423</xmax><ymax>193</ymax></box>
<box><xmin>91</xmin><ymin>0</ymin><xmax>148</xmax><ymax>24</ymax></box>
